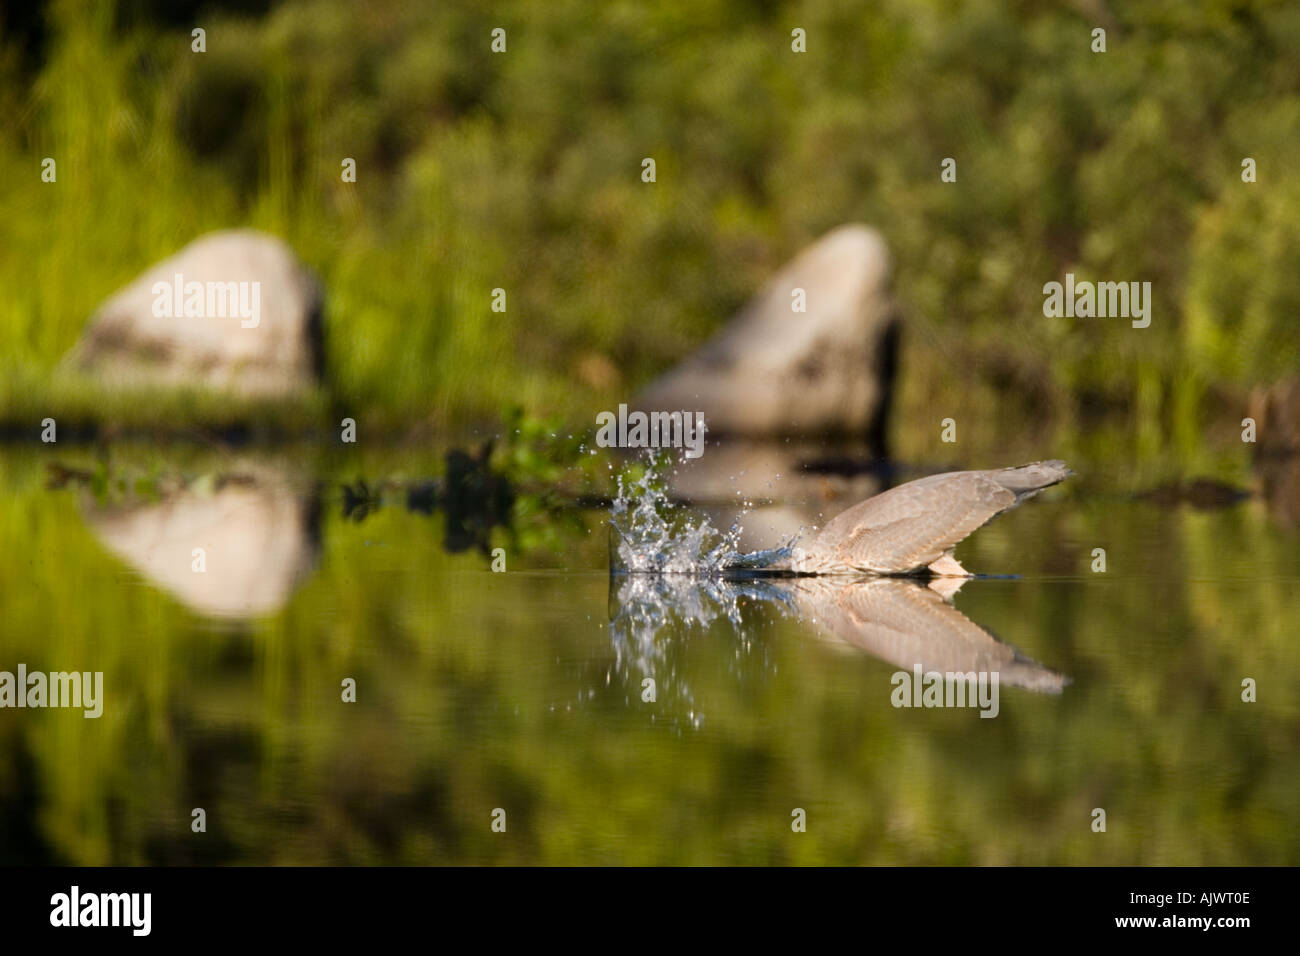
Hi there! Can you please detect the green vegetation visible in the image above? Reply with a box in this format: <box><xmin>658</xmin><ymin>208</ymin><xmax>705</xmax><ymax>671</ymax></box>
<box><xmin>2</xmin><ymin>0</ymin><xmax>1298</xmax><ymax>444</ymax></box>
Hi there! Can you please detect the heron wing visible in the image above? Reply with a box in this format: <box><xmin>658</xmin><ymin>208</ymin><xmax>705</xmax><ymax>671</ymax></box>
<box><xmin>801</xmin><ymin>461</ymin><xmax>1070</xmax><ymax>573</ymax></box>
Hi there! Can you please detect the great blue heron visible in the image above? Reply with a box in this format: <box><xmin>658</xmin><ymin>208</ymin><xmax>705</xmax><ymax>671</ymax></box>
<box><xmin>788</xmin><ymin>460</ymin><xmax>1072</xmax><ymax>575</ymax></box>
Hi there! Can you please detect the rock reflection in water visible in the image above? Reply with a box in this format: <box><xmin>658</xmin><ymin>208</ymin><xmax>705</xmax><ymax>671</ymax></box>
<box><xmin>654</xmin><ymin>439</ymin><xmax>885</xmax><ymax>553</ymax></box>
<box><xmin>82</xmin><ymin>467</ymin><xmax>320</xmax><ymax>620</ymax></box>
<box><xmin>55</xmin><ymin>440</ymin><xmax>521</xmax><ymax>620</ymax></box>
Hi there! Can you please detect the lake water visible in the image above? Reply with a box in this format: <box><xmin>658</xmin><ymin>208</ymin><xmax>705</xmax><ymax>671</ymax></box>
<box><xmin>1</xmin><ymin>440</ymin><xmax>1297</xmax><ymax>865</ymax></box>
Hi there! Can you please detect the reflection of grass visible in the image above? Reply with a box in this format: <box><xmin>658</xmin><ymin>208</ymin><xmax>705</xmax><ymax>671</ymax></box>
<box><xmin>2</xmin><ymin>444</ymin><xmax>1299</xmax><ymax>864</ymax></box>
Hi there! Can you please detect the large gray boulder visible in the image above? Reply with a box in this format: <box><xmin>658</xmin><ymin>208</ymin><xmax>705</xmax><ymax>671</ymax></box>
<box><xmin>634</xmin><ymin>224</ymin><xmax>899</xmax><ymax>447</ymax></box>
<box><xmin>66</xmin><ymin>230</ymin><xmax>323</xmax><ymax>397</ymax></box>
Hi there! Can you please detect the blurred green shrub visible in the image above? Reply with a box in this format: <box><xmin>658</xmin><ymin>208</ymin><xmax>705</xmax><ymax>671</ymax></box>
<box><xmin>1</xmin><ymin>0</ymin><xmax>1297</xmax><ymax>445</ymax></box>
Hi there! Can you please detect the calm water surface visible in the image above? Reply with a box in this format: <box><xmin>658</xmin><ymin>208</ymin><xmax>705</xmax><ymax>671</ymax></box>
<box><xmin>1</xmin><ymin>444</ymin><xmax>1297</xmax><ymax>865</ymax></box>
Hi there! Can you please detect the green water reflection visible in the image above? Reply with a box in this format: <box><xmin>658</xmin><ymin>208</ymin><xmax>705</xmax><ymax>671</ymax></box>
<box><xmin>0</xmin><ymin>445</ymin><xmax>1297</xmax><ymax>865</ymax></box>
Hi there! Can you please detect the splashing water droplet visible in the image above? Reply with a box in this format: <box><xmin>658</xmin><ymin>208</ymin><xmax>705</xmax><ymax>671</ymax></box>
<box><xmin>608</xmin><ymin>451</ymin><xmax>797</xmax><ymax>575</ymax></box>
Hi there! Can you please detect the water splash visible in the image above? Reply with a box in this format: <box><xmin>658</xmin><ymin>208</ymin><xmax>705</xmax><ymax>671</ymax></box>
<box><xmin>608</xmin><ymin>452</ymin><xmax>798</xmax><ymax>575</ymax></box>
<box><xmin>602</xmin><ymin>452</ymin><xmax>803</xmax><ymax>731</ymax></box>
<box><xmin>606</xmin><ymin>567</ymin><xmax>797</xmax><ymax>733</ymax></box>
